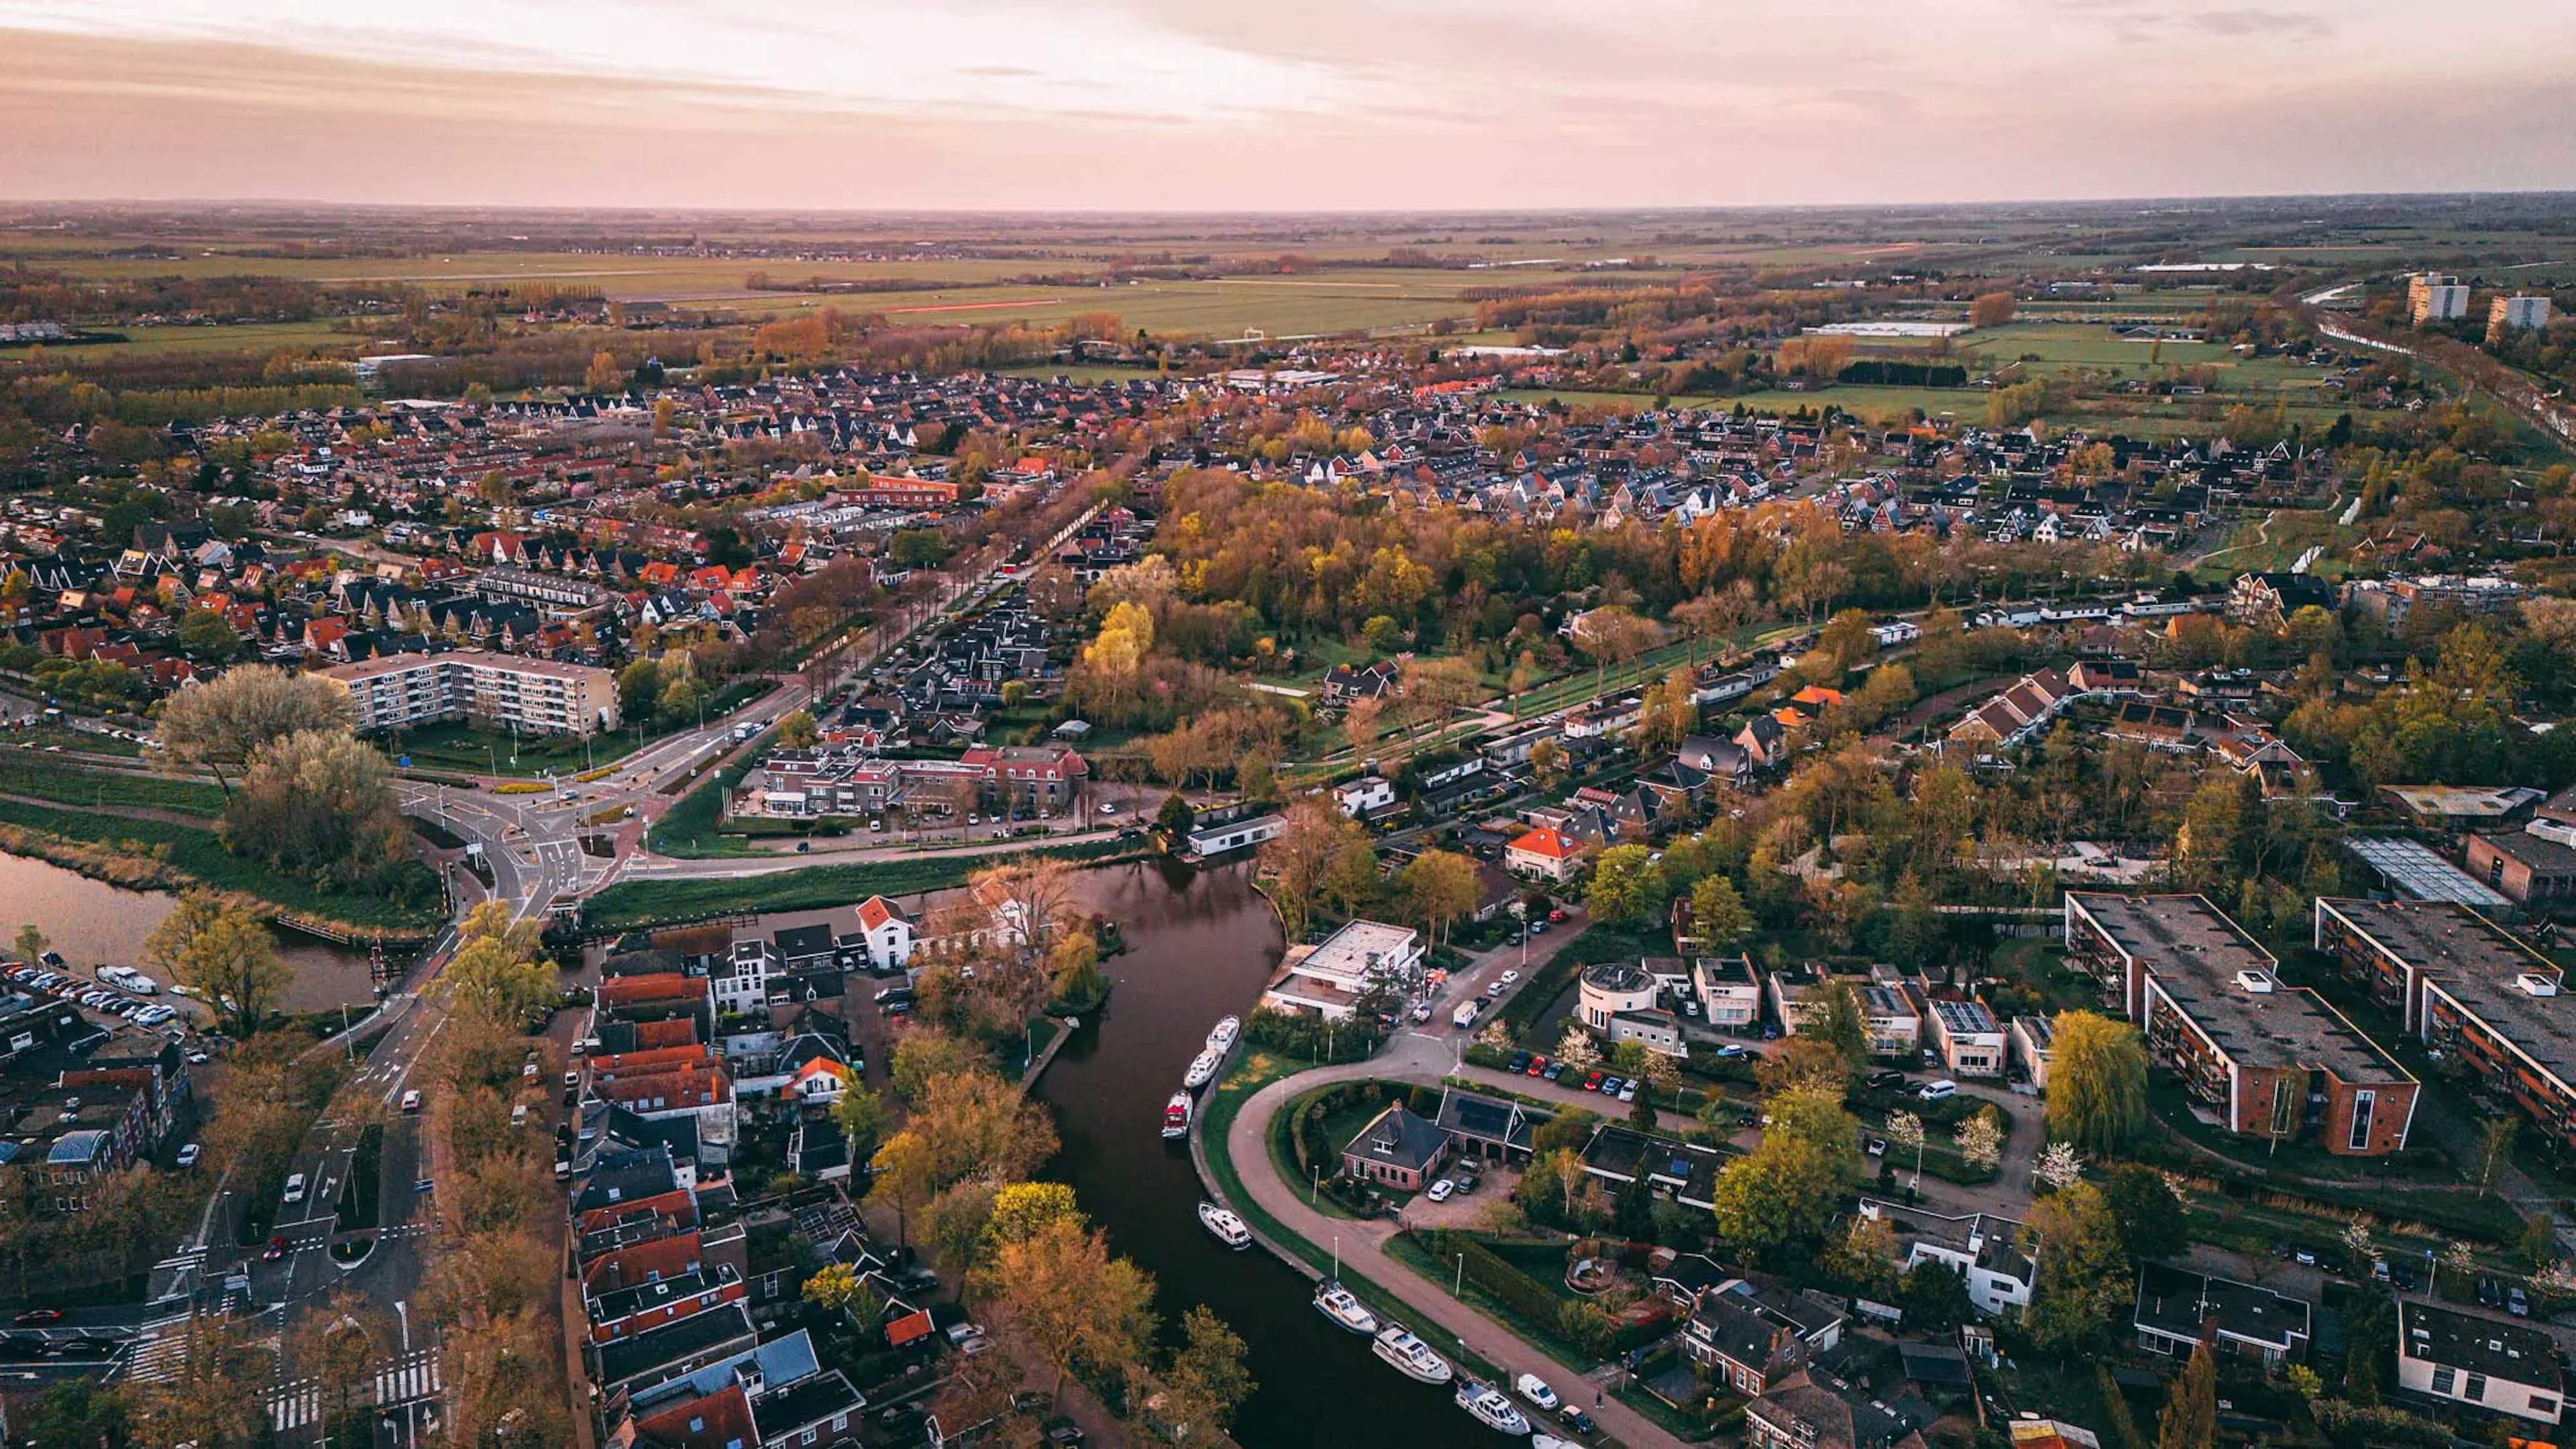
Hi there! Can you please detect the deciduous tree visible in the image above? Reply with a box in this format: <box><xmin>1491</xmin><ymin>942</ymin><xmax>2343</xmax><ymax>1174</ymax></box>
<box><xmin>144</xmin><ymin>891</ymin><xmax>287</xmax><ymax>1036</ymax></box>
<box><xmin>987</xmin><ymin>1218</ymin><xmax>1158</xmax><ymax>1409</ymax></box>
<box><xmin>2046</xmin><ymin>1011</ymin><xmax>2149</xmax><ymax>1156</ymax></box>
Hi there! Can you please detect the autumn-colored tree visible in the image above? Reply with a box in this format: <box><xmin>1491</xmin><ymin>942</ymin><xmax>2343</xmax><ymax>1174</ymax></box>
<box><xmin>1969</xmin><ymin>291</ymin><xmax>2018</xmax><ymax>329</ymax></box>
<box><xmin>1400</xmin><ymin>848</ymin><xmax>1481</xmax><ymax>949</ymax></box>
<box><xmin>584</xmin><ymin>348</ymin><xmax>624</xmax><ymax>392</ymax></box>
<box><xmin>987</xmin><ymin>1218</ymin><xmax>1158</xmax><ymax>1409</ymax></box>
<box><xmin>144</xmin><ymin>892</ymin><xmax>288</xmax><ymax>1036</ymax></box>
<box><xmin>156</xmin><ymin>663</ymin><xmax>354</xmax><ymax>798</ymax></box>
<box><xmin>286</xmin><ymin>1285</ymin><xmax>392</xmax><ymax>1446</ymax></box>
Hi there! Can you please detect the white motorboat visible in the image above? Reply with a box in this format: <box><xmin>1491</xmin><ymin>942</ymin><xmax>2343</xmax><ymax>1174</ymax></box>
<box><xmin>1454</xmin><ymin>1381</ymin><xmax>1532</xmax><ymax>1436</ymax></box>
<box><xmin>1183</xmin><ymin>1049</ymin><xmax>1222</xmax><ymax>1091</ymax></box>
<box><xmin>1315</xmin><ymin>1283</ymin><xmax>1379</xmax><ymax>1335</ymax></box>
<box><xmin>1532</xmin><ymin>1438</ymin><xmax>1576</xmax><ymax>1449</ymax></box>
<box><xmin>1161</xmin><ymin>1091</ymin><xmax>1193</xmax><ymax>1140</ymax></box>
<box><xmin>1373</xmin><ymin>1322</ymin><xmax>1454</xmax><ymax>1385</ymax></box>
<box><xmin>1205</xmin><ymin>1015</ymin><xmax>1241</xmax><ymax>1054</ymax></box>
<box><xmin>1197</xmin><ymin>1201</ymin><xmax>1252</xmax><ymax>1249</ymax></box>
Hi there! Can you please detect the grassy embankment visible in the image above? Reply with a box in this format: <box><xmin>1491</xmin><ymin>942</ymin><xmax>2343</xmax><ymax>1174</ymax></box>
<box><xmin>0</xmin><ymin>754</ymin><xmax>442</xmax><ymax>934</ymax></box>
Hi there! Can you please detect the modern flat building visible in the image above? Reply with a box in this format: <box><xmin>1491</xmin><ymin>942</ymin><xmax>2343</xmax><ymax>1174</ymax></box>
<box><xmin>1259</xmin><ymin>919</ymin><xmax>1422</xmax><ymax>1020</ymax></box>
<box><xmin>2410</xmin><ymin>272</ymin><xmax>2471</xmax><ymax>324</ymax></box>
<box><xmin>2398</xmin><ymin>1298</ymin><xmax>2564</xmax><ymax>1426</ymax></box>
<box><xmin>1690</xmin><ymin>955</ymin><xmax>1764</xmax><ymax>1030</ymax></box>
<box><xmin>1926</xmin><ymin>998</ymin><xmax>2006</xmax><ymax>1078</ymax></box>
<box><xmin>2466</xmin><ymin>830</ymin><xmax>2576</xmax><ymax>906</ymax></box>
<box><xmin>2316</xmin><ymin>898</ymin><xmax>2576</xmax><ymax>1151</ymax></box>
<box><xmin>2065</xmin><ymin>893</ymin><xmax>2416</xmax><ymax>1155</ymax></box>
<box><xmin>319</xmin><ymin>648</ymin><xmax>619</xmax><ymax>737</ymax></box>
<box><xmin>2135</xmin><ymin>1263</ymin><xmax>2310</xmax><ymax>1367</ymax></box>
<box><xmin>2489</xmin><ymin>294</ymin><xmax>2553</xmax><ymax>342</ymax></box>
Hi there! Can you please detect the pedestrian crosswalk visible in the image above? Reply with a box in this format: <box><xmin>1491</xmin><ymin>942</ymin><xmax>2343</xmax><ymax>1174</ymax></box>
<box><xmin>268</xmin><ymin>1347</ymin><xmax>443</xmax><ymax>1432</ymax></box>
<box><xmin>120</xmin><ymin>1311</ymin><xmax>200</xmax><ymax>1385</ymax></box>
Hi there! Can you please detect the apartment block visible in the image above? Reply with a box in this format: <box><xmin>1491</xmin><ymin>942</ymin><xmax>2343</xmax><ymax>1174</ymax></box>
<box><xmin>2316</xmin><ymin>898</ymin><xmax>2576</xmax><ymax>1150</ymax></box>
<box><xmin>2489</xmin><ymin>294</ymin><xmax>2553</xmax><ymax>342</ymax></box>
<box><xmin>2065</xmin><ymin>893</ymin><xmax>2416</xmax><ymax>1155</ymax></box>
<box><xmin>319</xmin><ymin>648</ymin><xmax>619</xmax><ymax>737</ymax></box>
<box><xmin>2410</xmin><ymin>272</ymin><xmax>2471</xmax><ymax>324</ymax></box>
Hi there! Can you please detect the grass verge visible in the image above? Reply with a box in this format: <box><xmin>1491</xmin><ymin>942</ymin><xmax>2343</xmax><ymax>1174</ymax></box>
<box><xmin>579</xmin><ymin>839</ymin><xmax>1137</xmax><ymax>930</ymax></box>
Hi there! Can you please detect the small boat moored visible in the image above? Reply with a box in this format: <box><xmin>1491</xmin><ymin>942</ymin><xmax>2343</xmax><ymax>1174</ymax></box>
<box><xmin>1315</xmin><ymin>1282</ymin><xmax>1379</xmax><ymax>1335</ymax></box>
<box><xmin>1454</xmin><ymin>1380</ymin><xmax>1532</xmax><ymax>1436</ymax></box>
<box><xmin>1161</xmin><ymin>1091</ymin><xmax>1193</xmax><ymax>1140</ymax></box>
<box><xmin>1373</xmin><ymin>1322</ymin><xmax>1454</xmax><ymax>1385</ymax></box>
<box><xmin>1197</xmin><ymin>1201</ymin><xmax>1252</xmax><ymax>1250</ymax></box>
<box><xmin>1183</xmin><ymin>1049</ymin><xmax>1222</xmax><ymax>1091</ymax></box>
<box><xmin>1205</xmin><ymin>1015</ymin><xmax>1241</xmax><ymax>1054</ymax></box>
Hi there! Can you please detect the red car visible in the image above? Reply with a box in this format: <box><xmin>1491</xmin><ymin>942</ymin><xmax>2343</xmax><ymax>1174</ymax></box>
<box><xmin>262</xmin><ymin>1236</ymin><xmax>289</xmax><ymax>1261</ymax></box>
<box><xmin>1548</xmin><ymin>908</ymin><xmax>1568</xmax><ymax>923</ymax></box>
<box><xmin>10</xmin><ymin>1309</ymin><xmax>60</xmax><ymax>1325</ymax></box>
<box><xmin>1582</xmin><ymin>1070</ymin><xmax>1605</xmax><ymax>1092</ymax></box>
<box><xmin>1525</xmin><ymin>1055</ymin><xmax>1548</xmax><ymax>1077</ymax></box>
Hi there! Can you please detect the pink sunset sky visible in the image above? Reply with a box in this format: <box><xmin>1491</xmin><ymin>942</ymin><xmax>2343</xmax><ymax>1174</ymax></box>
<box><xmin>1</xmin><ymin>0</ymin><xmax>2571</xmax><ymax>208</ymax></box>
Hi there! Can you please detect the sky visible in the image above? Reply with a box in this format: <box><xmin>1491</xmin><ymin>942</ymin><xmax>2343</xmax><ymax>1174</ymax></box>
<box><xmin>2</xmin><ymin>0</ymin><xmax>2572</xmax><ymax>209</ymax></box>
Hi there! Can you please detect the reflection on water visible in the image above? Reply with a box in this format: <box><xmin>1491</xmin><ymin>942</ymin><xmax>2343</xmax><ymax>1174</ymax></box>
<box><xmin>0</xmin><ymin>851</ymin><xmax>380</xmax><ymax>1010</ymax></box>
<box><xmin>1038</xmin><ymin>860</ymin><xmax>1480</xmax><ymax>1449</ymax></box>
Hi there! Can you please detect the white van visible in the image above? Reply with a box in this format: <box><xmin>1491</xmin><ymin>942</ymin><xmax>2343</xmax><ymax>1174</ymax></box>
<box><xmin>1452</xmin><ymin>1002</ymin><xmax>1479</xmax><ymax>1030</ymax></box>
<box><xmin>1916</xmin><ymin>1079</ymin><xmax>1958</xmax><ymax>1102</ymax></box>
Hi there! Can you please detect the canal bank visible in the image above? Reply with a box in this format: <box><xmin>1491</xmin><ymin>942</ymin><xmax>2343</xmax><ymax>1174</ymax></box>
<box><xmin>0</xmin><ymin>848</ymin><xmax>385</xmax><ymax>1011</ymax></box>
<box><xmin>1036</xmin><ymin>859</ymin><xmax>1536</xmax><ymax>1449</ymax></box>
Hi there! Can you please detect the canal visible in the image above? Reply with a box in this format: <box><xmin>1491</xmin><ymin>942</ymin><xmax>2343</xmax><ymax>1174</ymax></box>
<box><xmin>1041</xmin><ymin>859</ymin><xmax>1477</xmax><ymax>1449</ymax></box>
<box><xmin>0</xmin><ymin>850</ymin><xmax>381</xmax><ymax>1010</ymax></box>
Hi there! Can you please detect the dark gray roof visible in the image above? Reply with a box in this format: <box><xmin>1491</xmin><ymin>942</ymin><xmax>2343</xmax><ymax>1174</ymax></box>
<box><xmin>1343</xmin><ymin>1103</ymin><xmax>1447</xmax><ymax>1173</ymax></box>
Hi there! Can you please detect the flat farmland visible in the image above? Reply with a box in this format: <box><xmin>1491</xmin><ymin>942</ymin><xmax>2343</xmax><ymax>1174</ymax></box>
<box><xmin>26</xmin><ymin>317</ymin><xmax>366</xmax><ymax>359</ymax></box>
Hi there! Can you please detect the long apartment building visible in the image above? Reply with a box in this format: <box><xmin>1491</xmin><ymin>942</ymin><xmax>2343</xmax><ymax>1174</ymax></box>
<box><xmin>2315</xmin><ymin>898</ymin><xmax>2576</xmax><ymax>1150</ymax></box>
<box><xmin>319</xmin><ymin>648</ymin><xmax>619</xmax><ymax>737</ymax></box>
<box><xmin>2065</xmin><ymin>892</ymin><xmax>2416</xmax><ymax>1155</ymax></box>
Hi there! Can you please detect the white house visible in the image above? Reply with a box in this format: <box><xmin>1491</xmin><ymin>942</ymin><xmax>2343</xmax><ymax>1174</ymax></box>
<box><xmin>1333</xmin><ymin>775</ymin><xmax>1398</xmax><ymax>820</ymax></box>
<box><xmin>1926</xmin><ymin>999</ymin><xmax>2006</xmax><ymax>1077</ymax></box>
<box><xmin>718</xmin><ymin>941</ymin><xmax>775</xmax><ymax>1018</ymax></box>
<box><xmin>1858</xmin><ymin>1199</ymin><xmax>2035</xmax><ymax>1319</ymax></box>
<box><xmin>853</xmin><ymin>896</ymin><xmax>914</xmax><ymax>973</ymax></box>
<box><xmin>2397</xmin><ymin>1299</ymin><xmax>2563</xmax><ymax>1426</ymax></box>
<box><xmin>1260</xmin><ymin>920</ymin><xmax>1424</xmax><ymax>1021</ymax></box>
<box><xmin>1690</xmin><ymin>955</ymin><xmax>1764</xmax><ymax>1030</ymax></box>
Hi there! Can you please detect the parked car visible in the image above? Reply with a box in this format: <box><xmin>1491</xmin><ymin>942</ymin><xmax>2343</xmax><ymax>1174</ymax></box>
<box><xmin>1582</xmin><ymin>1071</ymin><xmax>1605</xmax><ymax>1092</ymax></box>
<box><xmin>1916</xmin><ymin>1080</ymin><xmax>1957</xmax><ymax>1102</ymax></box>
<box><xmin>1508</xmin><ymin>1051</ymin><xmax>1532</xmax><ymax>1074</ymax></box>
<box><xmin>1562</xmin><ymin>1409</ymin><xmax>1597</xmax><ymax>1435</ymax></box>
<box><xmin>1713</xmin><ymin>1043</ymin><xmax>1748</xmax><ymax>1059</ymax></box>
<box><xmin>1868</xmin><ymin>1069</ymin><xmax>1907</xmax><ymax>1090</ymax></box>
<box><xmin>2479</xmin><ymin>1277</ymin><xmax>2503</xmax><ymax>1307</ymax></box>
<box><xmin>2510</xmin><ymin>1286</ymin><xmax>2530</xmax><ymax>1317</ymax></box>
<box><xmin>1516</xmin><ymin>1374</ymin><xmax>1560</xmax><ymax>1410</ymax></box>
<box><xmin>1499</xmin><ymin>969</ymin><xmax>1520</xmax><ymax>986</ymax></box>
<box><xmin>1525</xmin><ymin>1055</ymin><xmax>1548</xmax><ymax>1077</ymax></box>
<box><xmin>1543</xmin><ymin>1061</ymin><xmax>1567</xmax><ymax>1082</ymax></box>
<box><xmin>1865</xmin><ymin>1138</ymin><xmax>1888</xmax><ymax>1157</ymax></box>
<box><xmin>1426</xmin><ymin>1180</ymin><xmax>1455</xmax><ymax>1203</ymax></box>
<box><xmin>175</xmin><ymin>1142</ymin><xmax>200</xmax><ymax>1169</ymax></box>
<box><xmin>1617</xmin><ymin>1080</ymin><xmax>1639</xmax><ymax>1102</ymax></box>
<box><xmin>1599</xmin><ymin>1076</ymin><xmax>1623</xmax><ymax>1097</ymax></box>
<box><xmin>1548</xmin><ymin>908</ymin><xmax>1568</xmax><ymax>923</ymax></box>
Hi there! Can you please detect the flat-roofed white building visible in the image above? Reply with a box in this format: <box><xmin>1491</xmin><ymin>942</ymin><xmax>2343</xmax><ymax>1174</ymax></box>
<box><xmin>1259</xmin><ymin>920</ymin><xmax>1423</xmax><ymax>1022</ymax></box>
<box><xmin>1927</xmin><ymin>999</ymin><xmax>2006</xmax><ymax>1077</ymax></box>
<box><xmin>2398</xmin><ymin>1298</ymin><xmax>2563</xmax><ymax>1425</ymax></box>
